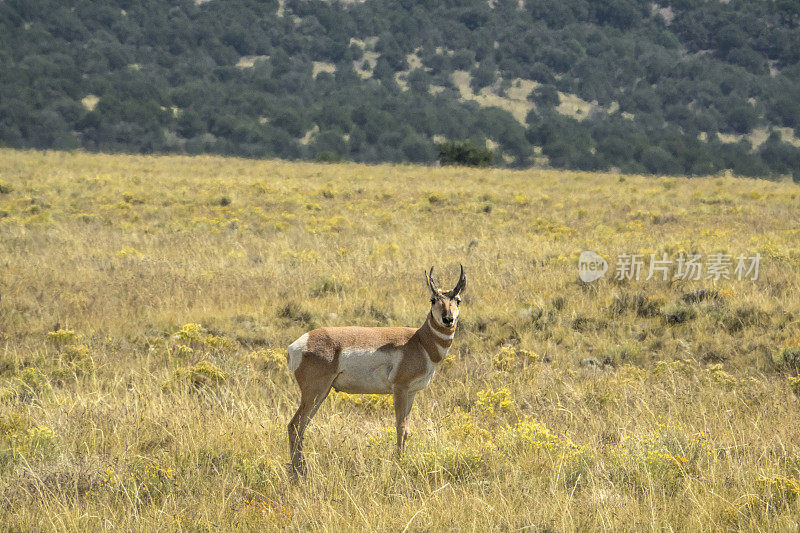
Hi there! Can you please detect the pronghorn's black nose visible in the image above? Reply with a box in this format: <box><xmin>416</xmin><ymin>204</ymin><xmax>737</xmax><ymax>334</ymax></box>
<box><xmin>442</xmin><ymin>316</ymin><xmax>454</xmax><ymax>326</ymax></box>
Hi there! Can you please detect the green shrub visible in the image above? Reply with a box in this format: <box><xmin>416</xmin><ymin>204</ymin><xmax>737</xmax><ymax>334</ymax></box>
<box><xmin>772</xmin><ymin>347</ymin><xmax>800</xmax><ymax>372</ymax></box>
<box><xmin>660</xmin><ymin>303</ymin><xmax>697</xmax><ymax>325</ymax></box>
<box><xmin>790</xmin><ymin>376</ymin><xmax>800</xmax><ymax>396</ymax></box>
<box><xmin>309</xmin><ymin>276</ymin><xmax>341</xmax><ymax>297</ymax></box>
<box><xmin>720</xmin><ymin>304</ymin><xmax>769</xmax><ymax>333</ymax></box>
<box><xmin>438</xmin><ymin>141</ymin><xmax>493</xmax><ymax>167</ymax></box>
<box><xmin>14</xmin><ymin>367</ymin><xmax>51</xmax><ymax>400</ymax></box>
<box><xmin>406</xmin><ymin>445</ymin><xmax>485</xmax><ymax>483</ymax></box>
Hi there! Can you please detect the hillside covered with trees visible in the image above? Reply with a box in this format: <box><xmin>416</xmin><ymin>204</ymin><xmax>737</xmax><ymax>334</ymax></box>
<box><xmin>2</xmin><ymin>0</ymin><xmax>800</xmax><ymax>177</ymax></box>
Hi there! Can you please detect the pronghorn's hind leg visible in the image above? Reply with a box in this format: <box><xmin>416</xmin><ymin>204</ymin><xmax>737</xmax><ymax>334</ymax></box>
<box><xmin>288</xmin><ymin>353</ymin><xmax>337</xmax><ymax>477</ymax></box>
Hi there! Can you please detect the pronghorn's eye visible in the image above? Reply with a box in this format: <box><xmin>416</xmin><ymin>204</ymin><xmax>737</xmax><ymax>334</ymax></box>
<box><xmin>455</xmin><ymin>297</ymin><xmax>461</xmax><ymax>305</ymax></box>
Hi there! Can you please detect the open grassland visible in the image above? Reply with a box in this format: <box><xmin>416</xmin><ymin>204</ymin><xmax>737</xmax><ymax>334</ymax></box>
<box><xmin>2</xmin><ymin>149</ymin><xmax>800</xmax><ymax>531</ymax></box>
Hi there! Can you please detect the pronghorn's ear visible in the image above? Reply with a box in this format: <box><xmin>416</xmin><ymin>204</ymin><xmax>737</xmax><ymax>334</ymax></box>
<box><xmin>448</xmin><ymin>264</ymin><xmax>467</xmax><ymax>297</ymax></box>
<box><xmin>425</xmin><ymin>266</ymin><xmax>439</xmax><ymax>296</ymax></box>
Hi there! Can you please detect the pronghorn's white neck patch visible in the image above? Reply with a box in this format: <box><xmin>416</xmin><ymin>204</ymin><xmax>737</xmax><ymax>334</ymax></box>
<box><xmin>427</xmin><ymin>318</ymin><xmax>455</xmax><ymax>340</ymax></box>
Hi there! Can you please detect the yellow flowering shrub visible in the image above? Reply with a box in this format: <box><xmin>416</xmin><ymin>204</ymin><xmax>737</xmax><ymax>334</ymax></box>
<box><xmin>474</xmin><ymin>388</ymin><xmax>514</xmax><ymax>414</ymax></box>
<box><xmin>333</xmin><ymin>391</ymin><xmax>393</xmax><ymax>410</ymax></box>
<box><xmin>756</xmin><ymin>476</ymin><xmax>799</xmax><ymax>505</ymax></box>
<box><xmin>170</xmin><ymin>361</ymin><xmax>229</xmax><ymax>389</ymax></box>
<box><xmin>493</xmin><ymin>346</ymin><xmax>540</xmax><ymax>371</ymax></box>
<box><xmin>47</xmin><ymin>329</ymin><xmax>77</xmax><ymax>346</ymax></box>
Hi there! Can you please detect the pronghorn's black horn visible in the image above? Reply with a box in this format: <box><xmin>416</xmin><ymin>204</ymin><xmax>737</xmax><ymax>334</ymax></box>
<box><xmin>426</xmin><ymin>266</ymin><xmax>440</xmax><ymax>293</ymax></box>
<box><xmin>449</xmin><ymin>264</ymin><xmax>466</xmax><ymax>297</ymax></box>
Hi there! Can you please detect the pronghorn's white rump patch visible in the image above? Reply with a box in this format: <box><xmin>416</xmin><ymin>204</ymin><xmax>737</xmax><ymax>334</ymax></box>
<box><xmin>287</xmin><ymin>333</ymin><xmax>309</xmax><ymax>373</ymax></box>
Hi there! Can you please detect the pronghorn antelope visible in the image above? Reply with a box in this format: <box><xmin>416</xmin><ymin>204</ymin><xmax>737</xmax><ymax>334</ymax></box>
<box><xmin>286</xmin><ymin>265</ymin><xmax>466</xmax><ymax>474</ymax></box>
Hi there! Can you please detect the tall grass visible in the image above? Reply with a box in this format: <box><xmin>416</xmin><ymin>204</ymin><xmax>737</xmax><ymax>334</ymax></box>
<box><xmin>1</xmin><ymin>149</ymin><xmax>799</xmax><ymax>530</ymax></box>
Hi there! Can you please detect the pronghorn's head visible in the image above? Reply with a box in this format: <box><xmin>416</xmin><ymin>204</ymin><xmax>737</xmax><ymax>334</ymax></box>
<box><xmin>425</xmin><ymin>265</ymin><xmax>466</xmax><ymax>329</ymax></box>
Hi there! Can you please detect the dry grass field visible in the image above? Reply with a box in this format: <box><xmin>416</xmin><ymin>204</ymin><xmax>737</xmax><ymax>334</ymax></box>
<box><xmin>2</xmin><ymin>149</ymin><xmax>800</xmax><ymax>531</ymax></box>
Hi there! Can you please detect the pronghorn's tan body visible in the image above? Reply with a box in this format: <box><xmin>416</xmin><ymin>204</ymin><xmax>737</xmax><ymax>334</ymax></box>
<box><xmin>288</xmin><ymin>315</ymin><xmax>454</xmax><ymax>394</ymax></box>
<box><xmin>286</xmin><ymin>266</ymin><xmax>465</xmax><ymax>475</ymax></box>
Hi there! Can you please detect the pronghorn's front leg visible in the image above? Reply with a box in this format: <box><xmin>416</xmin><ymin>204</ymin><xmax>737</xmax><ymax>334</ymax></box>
<box><xmin>393</xmin><ymin>386</ymin><xmax>416</xmax><ymax>455</ymax></box>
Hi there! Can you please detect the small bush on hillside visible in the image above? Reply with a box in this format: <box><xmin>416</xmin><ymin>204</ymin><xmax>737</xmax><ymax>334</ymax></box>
<box><xmin>438</xmin><ymin>141</ymin><xmax>493</xmax><ymax>167</ymax></box>
<box><xmin>528</xmin><ymin>85</ymin><xmax>560</xmax><ymax>107</ymax></box>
